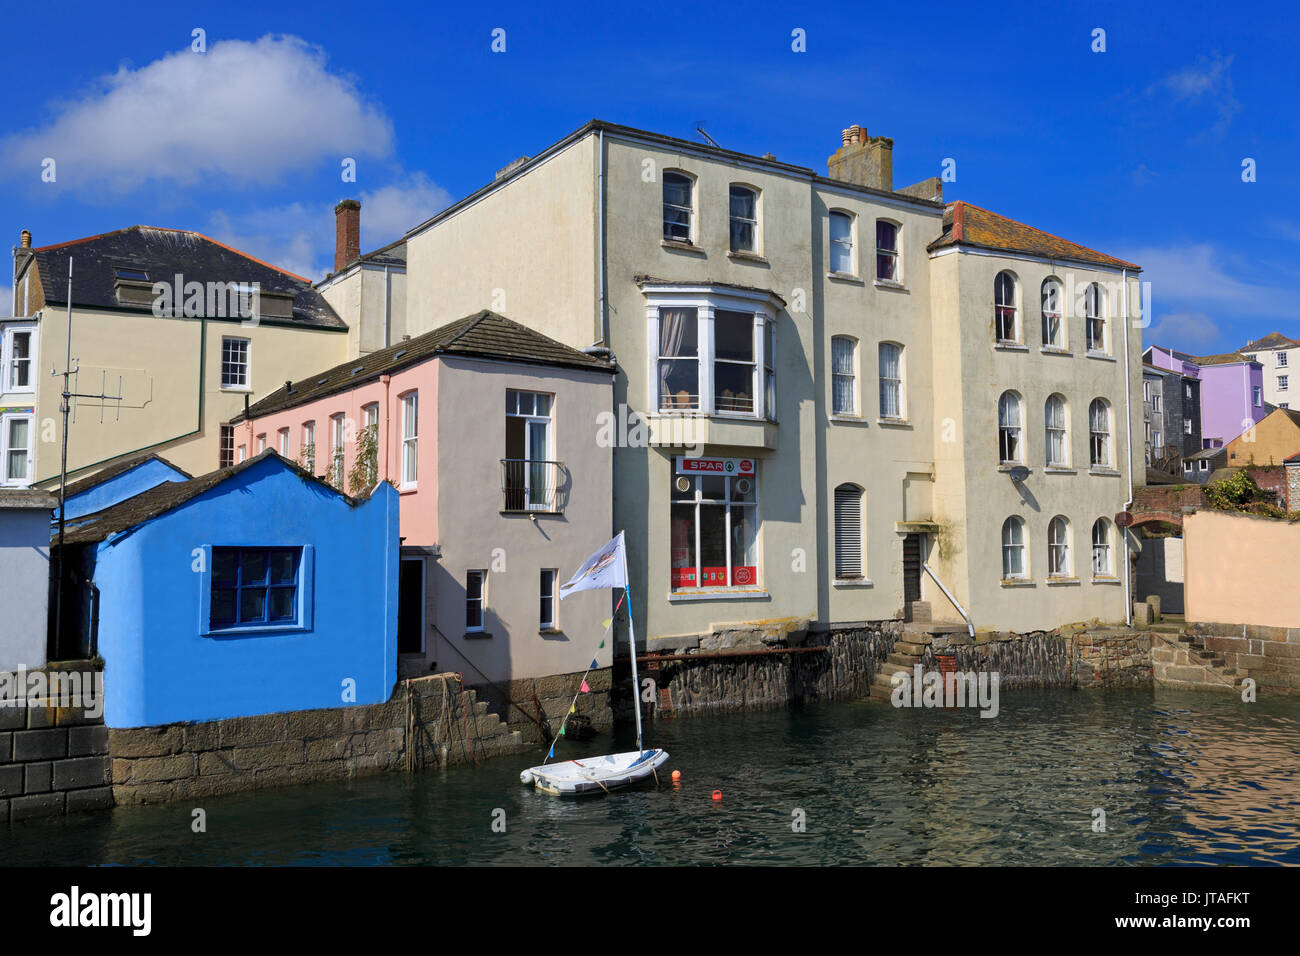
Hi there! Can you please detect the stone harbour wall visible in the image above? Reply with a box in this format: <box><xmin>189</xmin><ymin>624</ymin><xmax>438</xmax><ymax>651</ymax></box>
<box><xmin>1186</xmin><ymin>621</ymin><xmax>1300</xmax><ymax>694</ymax></box>
<box><xmin>110</xmin><ymin>673</ymin><xmax>528</xmax><ymax>806</ymax></box>
<box><xmin>480</xmin><ymin>667</ymin><xmax>613</xmax><ymax>745</ymax></box>
<box><xmin>927</xmin><ymin>627</ymin><xmax>1153</xmax><ymax>690</ymax></box>
<box><xmin>0</xmin><ymin>665</ymin><xmax>111</xmax><ymax>823</ymax></box>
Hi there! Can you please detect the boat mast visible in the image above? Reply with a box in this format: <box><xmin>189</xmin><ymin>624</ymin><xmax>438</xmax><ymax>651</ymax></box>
<box><xmin>624</xmin><ymin>581</ymin><xmax>643</xmax><ymax>752</ymax></box>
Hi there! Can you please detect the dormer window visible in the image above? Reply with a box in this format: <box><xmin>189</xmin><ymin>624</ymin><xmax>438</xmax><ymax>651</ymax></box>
<box><xmin>113</xmin><ymin>267</ymin><xmax>149</xmax><ymax>281</ymax></box>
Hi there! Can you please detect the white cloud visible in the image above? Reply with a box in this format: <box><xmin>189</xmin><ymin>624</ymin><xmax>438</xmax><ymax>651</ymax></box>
<box><xmin>204</xmin><ymin>174</ymin><xmax>452</xmax><ymax>281</ymax></box>
<box><xmin>1121</xmin><ymin>242</ymin><xmax>1300</xmax><ymax>320</ymax></box>
<box><xmin>1146</xmin><ymin>52</ymin><xmax>1241</xmax><ymax>139</ymax></box>
<box><xmin>0</xmin><ymin>36</ymin><xmax>393</xmax><ymax>192</ymax></box>
<box><xmin>1142</xmin><ymin>312</ymin><xmax>1222</xmax><ymax>351</ymax></box>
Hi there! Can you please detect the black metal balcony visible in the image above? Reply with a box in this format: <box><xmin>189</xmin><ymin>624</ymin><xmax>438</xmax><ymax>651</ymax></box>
<box><xmin>500</xmin><ymin>459</ymin><xmax>568</xmax><ymax>513</ymax></box>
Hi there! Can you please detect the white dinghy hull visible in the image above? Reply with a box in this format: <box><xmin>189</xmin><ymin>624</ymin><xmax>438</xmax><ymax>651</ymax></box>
<box><xmin>520</xmin><ymin>749</ymin><xmax>670</xmax><ymax>796</ymax></box>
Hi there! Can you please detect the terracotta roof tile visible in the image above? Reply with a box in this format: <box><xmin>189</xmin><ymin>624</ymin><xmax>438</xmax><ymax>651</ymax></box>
<box><xmin>927</xmin><ymin>201</ymin><xmax>1141</xmax><ymax>271</ymax></box>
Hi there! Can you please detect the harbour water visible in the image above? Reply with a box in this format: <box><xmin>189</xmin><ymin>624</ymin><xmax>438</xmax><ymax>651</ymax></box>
<box><xmin>3</xmin><ymin>688</ymin><xmax>1297</xmax><ymax>865</ymax></box>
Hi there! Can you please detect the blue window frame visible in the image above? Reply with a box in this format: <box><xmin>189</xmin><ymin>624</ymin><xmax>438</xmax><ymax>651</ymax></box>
<box><xmin>210</xmin><ymin>547</ymin><xmax>301</xmax><ymax>630</ymax></box>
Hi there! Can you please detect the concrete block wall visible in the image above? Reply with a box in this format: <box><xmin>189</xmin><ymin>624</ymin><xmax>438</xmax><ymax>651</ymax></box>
<box><xmin>110</xmin><ymin>674</ymin><xmax>529</xmax><ymax>806</ymax></box>
<box><xmin>0</xmin><ymin>687</ymin><xmax>111</xmax><ymax>824</ymax></box>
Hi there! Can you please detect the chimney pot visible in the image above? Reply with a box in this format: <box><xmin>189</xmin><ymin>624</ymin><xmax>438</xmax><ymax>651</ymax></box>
<box><xmin>20</xmin><ymin>229</ymin><xmax>31</xmax><ymax>248</ymax></box>
<box><xmin>829</xmin><ymin>124</ymin><xmax>893</xmax><ymax>192</ymax></box>
<box><xmin>334</xmin><ymin>199</ymin><xmax>361</xmax><ymax>273</ymax></box>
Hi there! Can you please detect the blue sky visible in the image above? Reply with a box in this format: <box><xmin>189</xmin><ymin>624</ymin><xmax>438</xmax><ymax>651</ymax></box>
<box><xmin>3</xmin><ymin>0</ymin><xmax>1297</xmax><ymax>354</ymax></box>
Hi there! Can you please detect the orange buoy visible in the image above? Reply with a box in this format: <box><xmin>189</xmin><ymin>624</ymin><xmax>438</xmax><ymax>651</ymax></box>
<box><xmin>712</xmin><ymin>789</ymin><xmax>722</xmax><ymax>801</ymax></box>
<box><xmin>671</xmin><ymin>770</ymin><xmax>681</xmax><ymax>782</ymax></box>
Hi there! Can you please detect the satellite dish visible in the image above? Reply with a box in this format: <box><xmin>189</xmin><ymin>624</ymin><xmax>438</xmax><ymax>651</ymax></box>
<box><xmin>1008</xmin><ymin>466</ymin><xmax>1030</xmax><ymax>483</ymax></box>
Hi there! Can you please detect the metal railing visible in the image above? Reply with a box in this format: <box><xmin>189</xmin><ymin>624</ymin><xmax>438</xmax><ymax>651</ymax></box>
<box><xmin>500</xmin><ymin>459</ymin><xmax>567</xmax><ymax>513</ymax></box>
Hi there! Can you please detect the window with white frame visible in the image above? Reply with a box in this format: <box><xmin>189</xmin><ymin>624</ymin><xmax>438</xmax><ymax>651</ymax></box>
<box><xmin>466</xmin><ymin>570</ymin><xmax>487</xmax><ymax>632</ymax></box>
<box><xmin>401</xmin><ymin>392</ymin><xmax>418</xmax><ymax>486</ymax></box>
<box><xmin>831</xmin><ymin>336</ymin><xmax>857</xmax><ymax>415</ymax></box>
<box><xmin>219</xmin><ymin>424</ymin><xmax>234</xmax><ymax>469</ymax></box>
<box><xmin>237</xmin><ymin>444</ymin><xmax>247</xmax><ymax>463</ymax></box>
<box><xmin>729</xmin><ymin>185</ymin><xmax>759</xmax><ymax>253</ymax></box>
<box><xmin>1200</xmin><ymin>460</ymin><xmax>1209</xmax><ymax>472</ymax></box>
<box><xmin>647</xmin><ymin>293</ymin><xmax>776</xmax><ymax>419</ymax></box>
<box><xmin>995</xmin><ymin>271</ymin><xmax>1018</xmax><ymax>343</ymax></box>
<box><xmin>1048</xmin><ymin>515</ymin><xmax>1071</xmax><ymax>576</ymax></box>
<box><xmin>363</xmin><ymin>403</ymin><xmax>379</xmax><ymax>485</ymax></box>
<box><xmin>1085</xmin><ymin>284</ymin><xmax>1106</xmax><ymax>353</ymax></box>
<box><xmin>670</xmin><ymin>458</ymin><xmax>759</xmax><ymax>590</ymax></box>
<box><xmin>1185</xmin><ymin>383</ymin><xmax>1193</xmax><ymax>399</ymax></box>
<box><xmin>278</xmin><ymin>427</ymin><xmax>290</xmax><ymax>457</ymax></box>
<box><xmin>302</xmin><ymin>420</ymin><xmax>316</xmax><ymax>473</ymax></box>
<box><xmin>505</xmin><ymin>389</ymin><xmax>554</xmax><ymax>511</ymax></box>
<box><xmin>1253</xmin><ymin>386</ymin><xmax>1262</xmax><ymax>407</ymax></box>
<box><xmin>662</xmin><ymin>171</ymin><xmax>694</xmax><ymax>243</ymax></box>
<box><xmin>875</xmin><ymin>220</ymin><xmax>899</xmax><ymax>281</ymax></box>
<box><xmin>540</xmin><ymin>569</ymin><xmax>557</xmax><ymax>630</ymax></box>
<box><xmin>1278</xmin><ymin>352</ymin><xmax>1288</xmax><ymax>368</ymax></box>
<box><xmin>257</xmin><ymin>434</ymin><xmax>267</xmax><ymax>454</ymax></box>
<box><xmin>833</xmin><ymin>484</ymin><xmax>864</xmax><ymax>579</ymax></box>
<box><xmin>1151</xmin><ymin>390</ymin><xmax>1160</xmax><ymax>413</ymax></box>
<box><xmin>879</xmin><ymin>342</ymin><xmax>903</xmax><ymax>419</ymax></box>
<box><xmin>1092</xmin><ymin>518</ymin><xmax>1112</xmax><ymax>576</ymax></box>
<box><xmin>829</xmin><ymin>211</ymin><xmax>854</xmax><ymax>275</ymax></box>
<box><xmin>1045</xmin><ymin>394</ymin><xmax>1068</xmax><ymax>467</ymax></box>
<box><xmin>1</xmin><ymin>412</ymin><xmax>33</xmax><ymax>485</ymax></box>
<box><xmin>221</xmin><ymin>337</ymin><xmax>250</xmax><ymax>389</ymax></box>
<box><xmin>1041</xmin><ymin>279</ymin><xmax>1063</xmax><ymax>347</ymax></box>
<box><xmin>999</xmin><ymin>391</ymin><xmax>1023</xmax><ymax>463</ymax></box>
<box><xmin>1089</xmin><ymin>399</ymin><xmax>1112</xmax><ymax>467</ymax></box>
<box><xmin>330</xmin><ymin>413</ymin><xmax>346</xmax><ymax>486</ymax></box>
<box><xmin>1185</xmin><ymin>419</ymin><xmax>1193</xmax><ymax>434</ymax></box>
<box><xmin>1001</xmin><ymin>516</ymin><xmax>1026</xmax><ymax>579</ymax></box>
<box><xmin>2</xmin><ymin>325</ymin><xmax>36</xmax><ymax>392</ymax></box>
<box><xmin>1183</xmin><ymin>460</ymin><xmax>1193</xmax><ymax>473</ymax></box>
<box><xmin>1279</xmin><ymin>375</ymin><xmax>1289</xmax><ymax>392</ymax></box>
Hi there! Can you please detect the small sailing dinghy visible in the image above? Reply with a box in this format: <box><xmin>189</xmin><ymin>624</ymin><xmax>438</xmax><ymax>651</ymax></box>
<box><xmin>520</xmin><ymin>532</ymin><xmax>668</xmax><ymax>796</ymax></box>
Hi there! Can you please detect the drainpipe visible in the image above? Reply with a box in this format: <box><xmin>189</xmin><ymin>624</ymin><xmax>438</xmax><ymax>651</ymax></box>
<box><xmin>1121</xmin><ymin>269</ymin><xmax>1135</xmax><ymax>626</ymax></box>
<box><xmin>381</xmin><ymin>374</ymin><xmax>392</xmax><ymax>482</ymax></box>
<box><xmin>922</xmin><ymin>562</ymin><xmax>975</xmax><ymax>639</ymax></box>
<box><xmin>597</xmin><ymin>127</ymin><xmax>607</xmax><ymax>347</ymax></box>
<box><xmin>383</xmin><ymin>265</ymin><xmax>392</xmax><ymax>349</ymax></box>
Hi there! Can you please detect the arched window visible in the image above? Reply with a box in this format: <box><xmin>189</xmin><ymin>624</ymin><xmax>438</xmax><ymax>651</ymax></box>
<box><xmin>829</xmin><ymin>211</ymin><xmax>855</xmax><ymax>275</ymax></box>
<box><xmin>1085</xmin><ymin>283</ymin><xmax>1106</xmax><ymax>352</ymax></box>
<box><xmin>879</xmin><ymin>342</ymin><xmax>903</xmax><ymax>419</ymax></box>
<box><xmin>876</xmin><ymin>220</ymin><xmax>900</xmax><ymax>281</ymax></box>
<box><xmin>662</xmin><ymin>171</ymin><xmax>694</xmax><ymax>243</ymax></box>
<box><xmin>1001</xmin><ymin>516</ymin><xmax>1026</xmax><ymax>579</ymax></box>
<box><xmin>1045</xmin><ymin>394</ymin><xmax>1068</xmax><ymax>467</ymax></box>
<box><xmin>995</xmin><ymin>271</ymin><xmax>1018</xmax><ymax>343</ymax></box>
<box><xmin>729</xmin><ymin>185</ymin><xmax>759</xmax><ymax>253</ymax></box>
<box><xmin>831</xmin><ymin>336</ymin><xmax>858</xmax><ymax>415</ymax></box>
<box><xmin>1089</xmin><ymin>399</ymin><xmax>1112</xmax><ymax>467</ymax></box>
<box><xmin>1048</xmin><ymin>516</ymin><xmax>1071</xmax><ymax>576</ymax></box>
<box><xmin>1092</xmin><ymin>518</ymin><xmax>1112</xmax><ymax>576</ymax></box>
<box><xmin>999</xmin><ymin>391</ymin><xmax>1023</xmax><ymax>463</ymax></box>
<box><xmin>834</xmin><ymin>484</ymin><xmax>864</xmax><ymax>579</ymax></box>
<box><xmin>1041</xmin><ymin>278</ymin><xmax>1063</xmax><ymax>346</ymax></box>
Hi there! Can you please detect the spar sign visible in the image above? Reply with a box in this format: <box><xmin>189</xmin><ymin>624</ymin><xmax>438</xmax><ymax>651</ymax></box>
<box><xmin>676</xmin><ymin>457</ymin><xmax>755</xmax><ymax>476</ymax></box>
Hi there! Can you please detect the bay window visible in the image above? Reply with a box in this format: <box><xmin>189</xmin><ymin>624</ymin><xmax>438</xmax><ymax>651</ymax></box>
<box><xmin>658</xmin><ymin>307</ymin><xmax>699</xmax><ymax>410</ymax></box>
<box><xmin>670</xmin><ymin>458</ymin><xmax>759</xmax><ymax>590</ymax></box>
<box><xmin>2</xmin><ymin>325</ymin><xmax>36</xmax><ymax>392</ymax></box>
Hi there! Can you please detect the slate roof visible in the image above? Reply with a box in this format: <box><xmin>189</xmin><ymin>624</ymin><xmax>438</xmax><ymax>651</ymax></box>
<box><xmin>59</xmin><ymin>453</ymin><xmax>192</xmax><ymax>501</ymax></box>
<box><xmin>926</xmin><ymin>201</ymin><xmax>1141</xmax><ymax>271</ymax></box>
<box><xmin>234</xmin><ymin>310</ymin><xmax>615</xmax><ymax>423</ymax></box>
<box><xmin>58</xmin><ymin>451</ymin><xmax>357</xmax><ymax>546</ymax></box>
<box><xmin>0</xmin><ymin>489</ymin><xmax>57</xmax><ymax>510</ymax></box>
<box><xmin>1185</xmin><ymin>446</ymin><xmax>1226</xmax><ymax>461</ymax></box>
<box><xmin>1242</xmin><ymin>331</ymin><xmax>1299</xmax><ymax>351</ymax></box>
<box><xmin>31</xmin><ymin>226</ymin><xmax>345</xmax><ymax>330</ymax></box>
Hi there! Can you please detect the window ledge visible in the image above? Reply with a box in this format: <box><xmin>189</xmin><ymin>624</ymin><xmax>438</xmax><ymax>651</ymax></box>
<box><xmin>668</xmin><ymin>588</ymin><xmax>770</xmax><ymax>603</ymax></box>
<box><xmin>220</xmin><ymin>385</ymin><xmax>252</xmax><ymax>392</ymax></box>
<box><xmin>1000</xmin><ymin>578</ymin><xmax>1035</xmax><ymax>588</ymax></box>
<box><xmin>661</xmin><ymin>239</ymin><xmax>705</xmax><ymax>256</ymax></box>
<box><xmin>727</xmin><ymin>250</ymin><xmax>768</xmax><ymax>265</ymax></box>
<box><xmin>501</xmin><ymin>510</ymin><xmax>564</xmax><ymax>517</ymax></box>
<box><xmin>464</xmin><ymin>631</ymin><xmax>492</xmax><ymax>640</ymax></box>
<box><xmin>998</xmin><ymin>464</ymin><xmax>1030</xmax><ymax>474</ymax></box>
<box><xmin>1040</xmin><ymin>346</ymin><xmax>1072</xmax><ymax>356</ymax></box>
<box><xmin>1043</xmin><ymin>466</ymin><xmax>1076</xmax><ymax>475</ymax></box>
<box><xmin>876</xmin><ymin>417</ymin><xmax>911</xmax><ymax>428</ymax></box>
<box><xmin>1045</xmin><ymin>576</ymin><xmax>1081</xmax><ymax>586</ymax></box>
<box><xmin>1091</xmin><ymin>576</ymin><xmax>1122</xmax><ymax>585</ymax></box>
<box><xmin>1088</xmin><ymin>467</ymin><xmax>1121</xmax><ymax>477</ymax></box>
<box><xmin>830</xmin><ymin>413</ymin><xmax>868</xmax><ymax>425</ymax></box>
<box><xmin>204</xmin><ymin>623</ymin><xmax>309</xmax><ymax>638</ymax></box>
<box><xmin>1086</xmin><ymin>351</ymin><xmax>1116</xmax><ymax>362</ymax></box>
<box><xmin>833</xmin><ymin>578</ymin><xmax>874</xmax><ymax>588</ymax></box>
<box><xmin>826</xmin><ymin>271</ymin><xmax>864</xmax><ymax>285</ymax></box>
<box><xmin>994</xmin><ymin>342</ymin><xmax>1029</xmax><ymax>352</ymax></box>
<box><xmin>873</xmin><ymin>279</ymin><xmax>908</xmax><ymax>293</ymax></box>
<box><xmin>399</xmin><ymin>484</ymin><xmax>418</xmax><ymax>494</ymax></box>
<box><xmin>539</xmin><ymin>628</ymin><xmax>565</xmax><ymax>636</ymax></box>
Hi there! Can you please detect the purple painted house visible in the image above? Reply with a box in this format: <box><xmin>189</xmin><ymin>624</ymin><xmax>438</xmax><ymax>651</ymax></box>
<box><xmin>1144</xmin><ymin>345</ymin><xmax>1268</xmax><ymax>448</ymax></box>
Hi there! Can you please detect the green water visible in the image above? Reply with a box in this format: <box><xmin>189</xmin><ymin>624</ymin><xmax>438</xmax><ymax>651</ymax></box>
<box><xmin>3</xmin><ymin>688</ymin><xmax>1298</xmax><ymax>865</ymax></box>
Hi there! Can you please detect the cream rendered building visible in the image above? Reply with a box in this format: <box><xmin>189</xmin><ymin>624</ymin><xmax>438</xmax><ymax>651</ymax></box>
<box><xmin>7</xmin><ymin>226</ymin><xmax>350</xmax><ymax>487</ymax></box>
<box><xmin>384</xmin><ymin>120</ymin><xmax>1144</xmax><ymax>637</ymax></box>
<box><xmin>1240</xmin><ymin>332</ymin><xmax>1298</xmax><ymax>409</ymax></box>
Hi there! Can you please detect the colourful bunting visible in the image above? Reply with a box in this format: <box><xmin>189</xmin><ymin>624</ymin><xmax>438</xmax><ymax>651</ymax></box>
<box><xmin>601</xmin><ymin>618</ymin><xmax>613</xmax><ymax>630</ymax></box>
<box><xmin>569</xmin><ymin>704</ymin><xmax>576</xmax><ymax>714</ymax></box>
<box><xmin>590</xmin><ymin>658</ymin><xmax>599</xmax><ymax>670</ymax></box>
<box><xmin>599</xmin><ymin>640</ymin><xmax>605</xmax><ymax>649</ymax></box>
<box><xmin>560</xmin><ymin>724</ymin><xmax>566</xmax><ymax>736</ymax></box>
<box><xmin>580</xmin><ymin>679</ymin><xmax>590</xmax><ymax>693</ymax></box>
<box><xmin>547</xmin><ymin>745</ymin><xmax>555</xmax><ymax>758</ymax></box>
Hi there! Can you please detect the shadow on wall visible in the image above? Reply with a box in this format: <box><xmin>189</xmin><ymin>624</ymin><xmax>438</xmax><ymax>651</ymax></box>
<box><xmin>1135</xmin><ymin>534</ymin><xmax>1184</xmax><ymax>614</ymax></box>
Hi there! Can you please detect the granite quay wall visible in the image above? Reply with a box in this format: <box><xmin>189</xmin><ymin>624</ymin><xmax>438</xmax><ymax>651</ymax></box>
<box><xmin>926</xmin><ymin>626</ymin><xmax>1154</xmax><ymax>690</ymax></box>
<box><xmin>477</xmin><ymin>667</ymin><xmax>614</xmax><ymax>745</ymax></box>
<box><xmin>1186</xmin><ymin>621</ymin><xmax>1300</xmax><ymax>694</ymax></box>
<box><xmin>110</xmin><ymin>673</ymin><xmax>528</xmax><ymax>806</ymax></box>
<box><xmin>0</xmin><ymin>663</ymin><xmax>111</xmax><ymax>824</ymax></box>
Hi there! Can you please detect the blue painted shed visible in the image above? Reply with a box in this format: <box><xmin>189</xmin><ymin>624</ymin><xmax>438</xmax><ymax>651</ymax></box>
<box><xmin>54</xmin><ymin>451</ymin><xmax>399</xmax><ymax>727</ymax></box>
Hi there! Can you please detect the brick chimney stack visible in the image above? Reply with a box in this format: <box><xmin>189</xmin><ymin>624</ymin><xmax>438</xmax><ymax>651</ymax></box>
<box><xmin>828</xmin><ymin>124</ymin><xmax>894</xmax><ymax>192</ymax></box>
<box><xmin>20</xmin><ymin>229</ymin><xmax>31</xmax><ymax>248</ymax></box>
<box><xmin>334</xmin><ymin>199</ymin><xmax>361</xmax><ymax>272</ymax></box>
